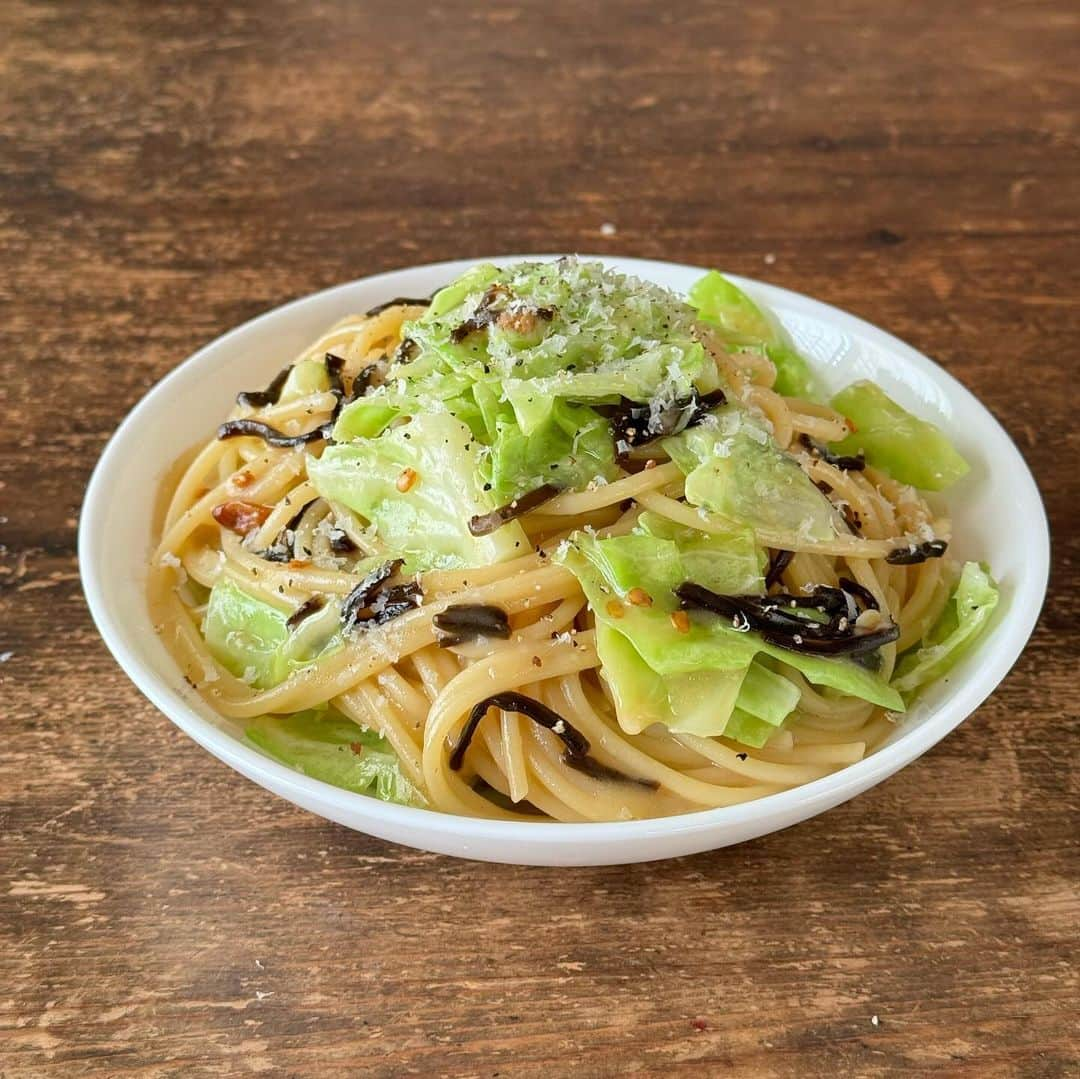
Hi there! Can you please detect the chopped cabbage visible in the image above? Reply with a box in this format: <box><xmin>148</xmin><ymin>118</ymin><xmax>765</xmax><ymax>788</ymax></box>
<box><xmin>309</xmin><ymin>413</ymin><xmax>528</xmax><ymax>572</ymax></box>
<box><xmin>829</xmin><ymin>381</ymin><xmax>970</xmax><ymax>491</ymax></box>
<box><xmin>892</xmin><ymin>562</ymin><xmax>999</xmax><ymax>695</ymax></box>
<box><xmin>202</xmin><ymin>580</ymin><xmax>343</xmax><ymax>689</ymax></box>
<box><xmin>664</xmin><ymin>409</ymin><xmax>840</xmax><ymax>541</ymax></box>
<box><xmin>246</xmin><ymin>710</ymin><xmax>424</xmax><ymax>806</ymax></box>
<box><xmin>688</xmin><ymin>270</ymin><xmax>818</xmax><ymax>399</ymax></box>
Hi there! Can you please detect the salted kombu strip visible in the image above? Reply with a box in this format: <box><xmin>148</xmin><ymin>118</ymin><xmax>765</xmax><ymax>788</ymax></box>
<box><xmin>468</xmin><ymin>484</ymin><xmax>561</xmax><ymax>537</ymax></box>
<box><xmin>798</xmin><ymin>433</ymin><xmax>866</xmax><ymax>472</ymax></box>
<box><xmin>837</xmin><ymin>576</ymin><xmax>880</xmax><ymax>612</ymax></box>
<box><xmin>434</xmin><ymin>604</ymin><xmax>511</xmax><ymax>646</ymax></box>
<box><xmin>885</xmin><ymin>540</ymin><xmax>948</xmax><ymax>565</ymax></box>
<box><xmin>340</xmin><ymin>559</ymin><xmax>405</xmax><ymax>625</ymax></box>
<box><xmin>253</xmin><ymin>501</ymin><xmax>316</xmax><ymax>563</ymax></box>
<box><xmin>217</xmin><ymin>418</ymin><xmax>330</xmax><ymax>448</ymax></box>
<box><xmin>608</xmin><ymin>387</ymin><xmax>727</xmax><ymax>460</ymax></box>
<box><xmin>448</xmin><ymin>691</ymin><xmax>659</xmax><ymax>790</ymax></box>
<box><xmin>236</xmin><ymin>364</ymin><xmax>292</xmax><ymax>409</ymax></box>
<box><xmin>219</xmin><ymin>353</ymin><xmax>351</xmax><ymax>448</ymax></box>
<box><xmin>764</xmin><ymin>549</ymin><xmax>794</xmax><ymax>590</ymax></box>
<box><xmin>675</xmin><ymin>582</ymin><xmax>900</xmax><ymax>657</ymax></box>
<box><xmin>285</xmin><ymin>595</ymin><xmax>326</xmax><ymax>630</ymax></box>
<box><xmin>365</xmin><ymin>296</ymin><xmax>432</xmax><ymax>317</ymax></box>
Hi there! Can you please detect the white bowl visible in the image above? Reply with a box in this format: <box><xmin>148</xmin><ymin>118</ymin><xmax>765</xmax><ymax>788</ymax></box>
<box><xmin>80</xmin><ymin>256</ymin><xmax>1049</xmax><ymax>865</ymax></box>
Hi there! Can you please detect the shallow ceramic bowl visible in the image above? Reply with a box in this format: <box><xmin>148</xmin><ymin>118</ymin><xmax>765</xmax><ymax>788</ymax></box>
<box><xmin>80</xmin><ymin>256</ymin><xmax>1049</xmax><ymax>865</ymax></box>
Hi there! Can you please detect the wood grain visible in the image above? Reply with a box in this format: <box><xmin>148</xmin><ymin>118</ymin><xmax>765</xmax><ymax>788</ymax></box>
<box><xmin>1</xmin><ymin>1</ymin><xmax>1077</xmax><ymax>1075</ymax></box>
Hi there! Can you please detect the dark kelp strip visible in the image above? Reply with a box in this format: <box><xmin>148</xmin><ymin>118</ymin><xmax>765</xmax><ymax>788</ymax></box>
<box><xmin>283</xmin><ymin>501</ymin><xmax>312</xmax><ymax>534</ymax></box>
<box><xmin>255</xmin><ymin>543</ymin><xmax>291</xmax><ymax>563</ymax></box>
<box><xmin>252</xmin><ymin>500</ymin><xmax>315</xmax><ymax>563</ymax></box>
<box><xmin>328</xmin><ymin>527</ymin><xmax>357</xmax><ymax>553</ymax></box>
<box><xmin>286</xmin><ymin>595</ymin><xmax>326</xmax><ymax>630</ymax></box>
<box><xmin>217</xmin><ymin>417</ymin><xmax>330</xmax><ymax>448</ymax></box>
<box><xmin>349</xmin><ymin>362</ymin><xmax>380</xmax><ymax>401</ymax></box>
<box><xmin>764</xmin><ymin>549</ymin><xmax>794</xmax><ymax>590</ymax></box>
<box><xmin>339</xmin><ymin>560</ymin><xmax>421</xmax><ymax>631</ymax></box>
<box><xmin>340</xmin><ymin>559</ymin><xmax>405</xmax><ymax>625</ymax></box>
<box><xmin>450</xmin><ymin>284</ymin><xmax>505</xmax><ymax>343</ymax></box>
<box><xmin>885</xmin><ymin>539</ymin><xmax>948</xmax><ymax>565</ymax></box>
<box><xmin>608</xmin><ymin>388</ymin><xmax>727</xmax><ymax>460</ymax></box>
<box><xmin>322</xmin><ymin>352</ymin><xmax>354</xmax><ymax>431</ymax></box>
<box><xmin>837</xmin><ymin>576</ymin><xmax>880</xmax><ymax>612</ymax></box>
<box><xmin>364</xmin><ymin>582</ymin><xmax>423</xmax><ymax>627</ymax></box>
<box><xmin>219</xmin><ymin>353</ymin><xmax>351</xmax><ymax>448</ymax></box>
<box><xmin>393</xmin><ymin>338</ymin><xmax>419</xmax><ymax>364</ymax></box>
<box><xmin>434</xmin><ymin>604</ymin><xmax>511</xmax><ymax>646</ymax></box>
<box><xmin>798</xmin><ymin>433</ymin><xmax>866</xmax><ymax>472</ymax></box>
<box><xmin>448</xmin><ymin>691</ymin><xmax>659</xmax><ymax>789</ymax></box>
<box><xmin>468</xmin><ymin>484</ymin><xmax>561</xmax><ymax>536</ymax></box>
<box><xmin>365</xmin><ymin>296</ymin><xmax>432</xmax><ymax>317</ymax></box>
<box><xmin>766</xmin><ymin>585</ymin><xmax>852</xmax><ymax>616</ymax></box>
<box><xmin>676</xmin><ymin>582</ymin><xmax>899</xmax><ymax>656</ymax></box>
<box><xmin>842</xmin><ymin>503</ymin><xmax>863</xmax><ymax>535</ymax></box>
<box><xmin>226</xmin><ymin>355</ymin><xmax>349</xmax><ymax>445</ymax></box>
<box><xmin>237</xmin><ymin>364</ymin><xmax>292</xmax><ymax>409</ymax></box>
<box><xmin>324</xmin><ymin>353</ymin><xmax>346</xmax><ymax>398</ymax></box>
<box><xmin>469</xmin><ymin>777</ymin><xmax>546</xmax><ymax>816</ymax></box>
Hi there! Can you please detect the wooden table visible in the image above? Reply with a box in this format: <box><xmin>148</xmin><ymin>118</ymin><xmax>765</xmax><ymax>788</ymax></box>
<box><xmin>2</xmin><ymin>2</ymin><xmax>1076</xmax><ymax>1074</ymax></box>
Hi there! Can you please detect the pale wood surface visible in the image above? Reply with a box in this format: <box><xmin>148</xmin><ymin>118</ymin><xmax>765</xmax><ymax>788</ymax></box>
<box><xmin>1</xmin><ymin>1</ymin><xmax>1077</xmax><ymax>1075</ymax></box>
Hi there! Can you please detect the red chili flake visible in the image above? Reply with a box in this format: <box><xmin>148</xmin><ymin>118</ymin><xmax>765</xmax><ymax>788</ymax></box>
<box><xmin>232</xmin><ymin>469</ymin><xmax>255</xmax><ymax>489</ymax></box>
<box><xmin>691</xmin><ymin>1018</ymin><xmax>708</xmax><ymax>1032</ymax></box>
<box><xmin>349</xmin><ymin>742</ymin><xmax>365</xmax><ymax>757</ymax></box>
<box><xmin>211</xmin><ymin>500</ymin><xmax>272</xmax><ymax>537</ymax></box>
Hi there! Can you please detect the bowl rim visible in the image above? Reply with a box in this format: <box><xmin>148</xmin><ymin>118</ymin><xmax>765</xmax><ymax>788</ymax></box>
<box><xmin>80</xmin><ymin>254</ymin><xmax>1050</xmax><ymax>849</ymax></box>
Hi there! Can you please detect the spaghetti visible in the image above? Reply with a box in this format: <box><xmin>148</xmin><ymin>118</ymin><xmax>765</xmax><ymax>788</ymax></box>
<box><xmin>149</xmin><ymin>259</ymin><xmax>993</xmax><ymax>822</ymax></box>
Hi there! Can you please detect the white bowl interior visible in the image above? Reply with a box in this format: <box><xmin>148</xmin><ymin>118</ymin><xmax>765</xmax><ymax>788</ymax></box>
<box><xmin>80</xmin><ymin>256</ymin><xmax>1049</xmax><ymax>865</ymax></box>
